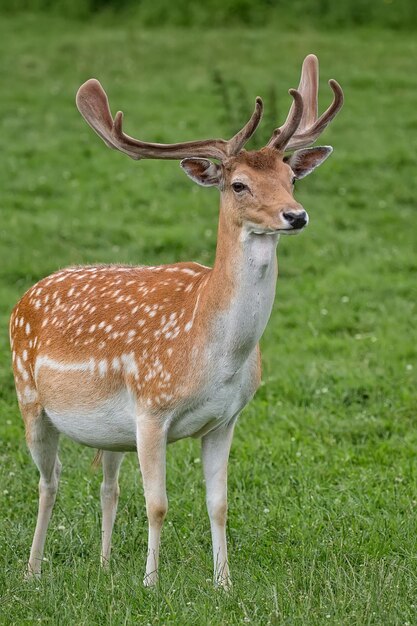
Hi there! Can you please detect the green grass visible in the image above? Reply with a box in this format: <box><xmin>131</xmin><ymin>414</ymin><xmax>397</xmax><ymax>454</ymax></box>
<box><xmin>1</xmin><ymin>14</ymin><xmax>417</xmax><ymax>625</ymax></box>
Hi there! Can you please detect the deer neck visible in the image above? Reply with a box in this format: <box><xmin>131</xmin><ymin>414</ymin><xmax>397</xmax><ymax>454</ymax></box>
<box><xmin>204</xmin><ymin>203</ymin><xmax>279</xmax><ymax>369</ymax></box>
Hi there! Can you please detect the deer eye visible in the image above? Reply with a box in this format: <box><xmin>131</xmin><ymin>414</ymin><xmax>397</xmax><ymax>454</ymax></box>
<box><xmin>231</xmin><ymin>181</ymin><xmax>247</xmax><ymax>193</ymax></box>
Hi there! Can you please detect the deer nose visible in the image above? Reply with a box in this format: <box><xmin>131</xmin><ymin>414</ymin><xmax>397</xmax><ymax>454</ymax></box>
<box><xmin>283</xmin><ymin>210</ymin><xmax>308</xmax><ymax>229</ymax></box>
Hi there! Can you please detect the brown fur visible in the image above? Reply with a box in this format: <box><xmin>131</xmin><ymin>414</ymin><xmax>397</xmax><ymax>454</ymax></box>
<box><xmin>227</xmin><ymin>147</ymin><xmax>282</xmax><ymax>171</ymax></box>
<box><xmin>10</xmin><ymin>262</ymin><xmax>215</xmax><ymax>427</ymax></box>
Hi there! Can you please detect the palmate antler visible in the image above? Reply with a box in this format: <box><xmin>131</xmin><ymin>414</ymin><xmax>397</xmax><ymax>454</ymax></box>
<box><xmin>76</xmin><ymin>55</ymin><xmax>343</xmax><ymax>161</ymax></box>
<box><xmin>76</xmin><ymin>79</ymin><xmax>263</xmax><ymax>161</ymax></box>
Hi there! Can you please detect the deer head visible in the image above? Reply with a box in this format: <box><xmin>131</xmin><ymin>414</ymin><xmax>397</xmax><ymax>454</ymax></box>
<box><xmin>76</xmin><ymin>54</ymin><xmax>343</xmax><ymax>235</ymax></box>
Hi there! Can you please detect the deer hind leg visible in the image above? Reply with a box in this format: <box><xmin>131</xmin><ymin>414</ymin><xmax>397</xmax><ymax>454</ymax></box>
<box><xmin>136</xmin><ymin>417</ymin><xmax>167</xmax><ymax>587</ymax></box>
<box><xmin>25</xmin><ymin>407</ymin><xmax>61</xmax><ymax>578</ymax></box>
<box><xmin>100</xmin><ymin>451</ymin><xmax>125</xmax><ymax>568</ymax></box>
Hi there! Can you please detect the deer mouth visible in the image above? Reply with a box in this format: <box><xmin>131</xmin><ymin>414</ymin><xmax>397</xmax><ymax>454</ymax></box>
<box><xmin>279</xmin><ymin>226</ymin><xmax>307</xmax><ymax>235</ymax></box>
<box><xmin>251</xmin><ymin>222</ymin><xmax>309</xmax><ymax>236</ymax></box>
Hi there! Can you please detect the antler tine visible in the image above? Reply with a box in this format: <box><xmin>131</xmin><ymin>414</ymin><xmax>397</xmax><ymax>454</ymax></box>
<box><xmin>285</xmin><ymin>79</ymin><xmax>344</xmax><ymax>150</ymax></box>
<box><xmin>266</xmin><ymin>54</ymin><xmax>344</xmax><ymax>153</ymax></box>
<box><xmin>76</xmin><ymin>79</ymin><xmax>263</xmax><ymax>162</ymax></box>
<box><xmin>228</xmin><ymin>97</ymin><xmax>264</xmax><ymax>155</ymax></box>
<box><xmin>268</xmin><ymin>89</ymin><xmax>304</xmax><ymax>151</ymax></box>
<box><xmin>296</xmin><ymin>53</ymin><xmax>319</xmax><ymax>129</ymax></box>
<box><xmin>76</xmin><ymin>79</ymin><xmax>123</xmax><ymax>152</ymax></box>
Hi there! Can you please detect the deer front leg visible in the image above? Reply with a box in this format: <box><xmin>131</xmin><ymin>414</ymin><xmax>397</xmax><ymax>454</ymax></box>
<box><xmin>201</xmin><ymin>420</ymin><xmax>235</xmax><ymax>589</ymax></box>
<box><xmin>136</xmin><ymin>418</ymin><xmax>167</xmax><ymax>587</ymax></box>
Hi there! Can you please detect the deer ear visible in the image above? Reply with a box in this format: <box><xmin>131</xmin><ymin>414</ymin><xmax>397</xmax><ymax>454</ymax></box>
<box><xmin>180</xmin><ymin>158</ymin><xmax>223</xmax><ymax>187</ymax></box>
<box><xmin>285</xmin><ymin>146</ymin><xmax>333</xmax><ymax>179</ymax></box>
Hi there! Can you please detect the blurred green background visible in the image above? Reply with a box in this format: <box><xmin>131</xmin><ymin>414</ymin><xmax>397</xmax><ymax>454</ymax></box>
<box><xmin>1</xmin><ymin>0</ymin><xmax>417</xmax><ymax>28</ymax></box>
<box><xmin>0</xmin><ymin>2</ymin><xmax>416</xmax><ymax>625</ymax></box>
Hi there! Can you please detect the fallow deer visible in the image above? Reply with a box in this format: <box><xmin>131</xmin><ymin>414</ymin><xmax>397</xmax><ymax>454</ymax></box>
<box><xmin>10</xmin><ymin>54</ymin><xmax>343</xmax><ymax>587</ymax></box>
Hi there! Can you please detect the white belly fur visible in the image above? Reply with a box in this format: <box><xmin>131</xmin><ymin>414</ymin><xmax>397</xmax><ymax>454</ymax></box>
<box><xmin>45</xmin><ymin>389</ymin><xmax>138</xmax><ymax>451</ymax></box>
<box><xmin>44</xmin><ymin>351</ymin><xmax>258</xmax><ymax>450</ymax></box>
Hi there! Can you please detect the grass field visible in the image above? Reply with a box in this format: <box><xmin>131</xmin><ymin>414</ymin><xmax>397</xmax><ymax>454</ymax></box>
<box><xmin>0</xmin><ymin>14</ymin><xmax>416</xmax><ymax>625</ymax></box>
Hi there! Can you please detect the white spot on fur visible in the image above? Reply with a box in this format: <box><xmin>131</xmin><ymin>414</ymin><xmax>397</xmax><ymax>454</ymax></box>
<box><xmin>126</xmin><ymin>330</ymin><xmax>136</xmax><ymax>344</ymax></box>
<box><xmin>16</xmin><ymin>357</ymin><xmax>29</xmax><ymax>381</ymax></box>
<box><xmin>181</xmin><ymin>268</ymin><xmax>197</xmax><ymax>275</ymax></box>
<box><xmin>21</xmin><ymin>386</ymin><xmax>38</xmax><ymax>405</ymax></box>
<box><xmin>112</xmin><ymin>357</ymin><xmax>121</xmax><ymax>371</ymax></box>
<box><xmin>120</xmin><ymin>352</ymin><xmax>138</xmax><ymax>376</ymax></box>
